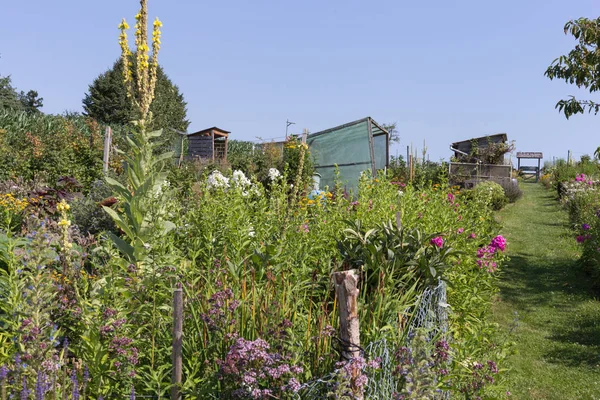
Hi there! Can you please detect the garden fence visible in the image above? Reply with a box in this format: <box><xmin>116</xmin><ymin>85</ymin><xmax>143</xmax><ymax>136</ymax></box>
<box><xmin>449</xmin><ymin>162</ymin><xmax>512</xmax><ymax>187</ymax></box>
<box><xmin>299</xmin><ymin>280</ymin><xmax>449</xmax><ymax>399</ymax></box>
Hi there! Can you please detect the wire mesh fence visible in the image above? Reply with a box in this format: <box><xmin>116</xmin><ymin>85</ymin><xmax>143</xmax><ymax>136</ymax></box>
<box><xmin>299</xmin><ymin>280</ymin><xmax>449</xmax><ymax>399</ymax></box>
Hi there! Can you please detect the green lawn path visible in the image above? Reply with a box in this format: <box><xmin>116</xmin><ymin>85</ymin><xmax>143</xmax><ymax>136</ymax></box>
<box><xmin>493</xmin><ymin>182</ymin><xmax>600</xmax><ymax>400</ymax></box>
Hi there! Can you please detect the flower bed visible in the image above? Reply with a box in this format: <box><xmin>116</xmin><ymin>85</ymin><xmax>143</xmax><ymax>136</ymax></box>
<box><xmin>0</xmin><ymin>164</ymin><xmax>510</xmax><ymax>398</ymax></box>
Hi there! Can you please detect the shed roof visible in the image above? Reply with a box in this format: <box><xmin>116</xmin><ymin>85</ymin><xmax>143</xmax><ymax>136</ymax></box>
<box><xmin>451</xmin><ymin>133</ymin><xmax>507</xmax><ymax>147</ymax></box>
<box><xmin>187</xmin><ymin>127</ymin><xmax>230</xmax><ymax>137</ymax></box>
<box><xmin>308</xmin><ymin>116</ymin><xmax>389</xmax><ymax>138</ymax></box>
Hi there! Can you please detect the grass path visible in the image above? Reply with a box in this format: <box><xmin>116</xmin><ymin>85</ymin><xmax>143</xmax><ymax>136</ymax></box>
<box><xmin>493</xmin><ymin>182</ymin><xmax>600</xmax><ymax>399</ymax></box>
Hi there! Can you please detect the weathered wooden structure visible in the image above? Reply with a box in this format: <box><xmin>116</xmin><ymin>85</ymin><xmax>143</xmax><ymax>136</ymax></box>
<box><xmin>449</xmin><ymin>133</ymin><xmax>513</xmax><ymax>187</ymax></box>
<box><xmin>187</xmin><ymin>127</ymin><xmax>230</xmax><ymax>161</ymax></box>
<box><xmin>517</xmin><ymin>151</ymin><xmax>543</xmax><ymax>182</ymax></box>
<box><xmin>450</xmin><ymin>133</ymin><xmax>508</xmax><ymax>162</ymax></box>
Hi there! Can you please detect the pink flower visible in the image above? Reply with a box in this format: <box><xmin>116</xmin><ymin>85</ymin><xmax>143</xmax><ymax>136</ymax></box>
<box><xmin>575</xmin><ymin>173</ymin><xmax>587</xmax><ymax>182</ymax></box>
<box><xmin>490</xmin><ymin>235</ymin><xmax>506</xmax><ymax>252</ymax></box>
<box><xmin>576</xmin><ymin>234</ymin><xmax>592</xmax><ymax>243</ymax></box>
<box><xmin>430</xmin><ymin>236</ymin><xmax>444</xmax><ymax>248</ymax></box>
<box><xmin>469</xmin><ymin>233</ymin><xmax>476</xmax><ymax>239</ymax></box>
<box><xmin>457</xmin><ymin>228</ymin><xmax>464</xmax><ymax>234</ymax></box>
<box><xmin>447</xmin><ymin>193</ymin><xmax>455</xmax><ymax>204</ymax></box>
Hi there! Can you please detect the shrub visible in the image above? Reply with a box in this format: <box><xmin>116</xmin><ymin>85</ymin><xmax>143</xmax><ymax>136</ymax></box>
<box><xmin>501</xmin><ymin>180</ymin><xmax>523</xmax><ymax>203</ymax></box>
<box><xmin>470</xmin><ymin>181</ymin><xmax>508</xmax><ymax>210</ymax></box>
<box><xmin>70</xmin><ymin>179</ymin><xmax>118</xmax><ymax>236</ymax></box>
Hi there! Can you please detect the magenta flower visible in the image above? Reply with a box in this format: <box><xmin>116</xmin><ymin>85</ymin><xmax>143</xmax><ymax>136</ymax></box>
<box><xmin>430</xmin><ymin>236</ymin><xmax>444</xmax><ymax>248</ymax></box>
<box><xmin>490</xmin><ymin>235</ymin><xmax>506</xmax><ymax>252</ymax></box>
<box><xmin>447</xmin><ymin>193</ymin><xmax>455</xmax><ymax>204</ymax></box>
<box><xmin>582</xmin><ymin>224</ymin><xmax>591</xmax><ymax>231</ymax></box>
<box><xmin>576</xmin><ymin>235</ymin><xmax>586</xmax><ymax>243</ymax></box>
<box><xmin>469</xmin><ymin>233</ymin><xmax>476</xmax><ymax>239</ymax></box>
<box><xmin>457</xmin><ymin>228</ymin><xmax>464</xmax><ymax>234</ymax></box>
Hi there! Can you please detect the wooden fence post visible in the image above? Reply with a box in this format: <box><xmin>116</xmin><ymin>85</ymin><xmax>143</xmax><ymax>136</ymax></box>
<box><xmin>103</xmin><ymin>126</ymin><xmax>112</xmax><ymax>173</ymax></box>
<box><xmin>171</xmin><ymin>286</ymin><xmax>183</xmax><ymax>400</ymax></box>
<box><xmin>333</xmin><ymin>269</ymin><xmax>363</xmax><ymax>400</ymax></box>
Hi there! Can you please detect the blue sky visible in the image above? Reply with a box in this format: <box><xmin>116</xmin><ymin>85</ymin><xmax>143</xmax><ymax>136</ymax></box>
<box><xmin>1</xmin><ymin>0</ymin><xmax>599</xmax><ymax>163</ymax></box>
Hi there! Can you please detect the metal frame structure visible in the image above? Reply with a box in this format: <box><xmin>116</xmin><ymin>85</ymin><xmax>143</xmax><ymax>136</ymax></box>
<box><xmin>306</xmin><ymin>117</ymin><xmax>389</xmax><ymax>192</ymax></box>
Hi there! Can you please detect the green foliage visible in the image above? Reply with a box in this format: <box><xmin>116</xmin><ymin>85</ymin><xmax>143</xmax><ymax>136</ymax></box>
<box><xmin>0</xmin><ymin>76</ymin><xmax>21</xmax><ymax>111</ymax></box>
<box><xmin>102</xmin><ymin>127</ymin><xmax>176</xmax><ymax>267</ymax></box>
<box><xmin>469</xmin><ymin>139</ymin><xmax>514</xmax><ymax>165</ymax></box>
<box><xmin>0</xmin><ymin>75</ymin><xmax>43</xmax><ymax>114</ymax></box>
<box><xmin>83</xmin><ymin>58</ymin><xmax>189</xmax><ymax>148</ymax></box>
<box><xmin>545</xmin><ymin>17</ymin><xmax>600</xmax><ymax>119</ymax></box>
<box><xmin>18</xmin><ymin>90</ymin><xmax>43</xmax><ymax>114</ymax></box>
<box><xmin>387</xmin><ymin>156</ymin><xmax>448</xmax><ymax>189</ymax></box>
<box><xmin>70</xmin><ymin>179</ymin><xmax>118</xmax><ymax>235</ymax></box>
<box><xmin>381</xmin><ymin>122</ymin><xmax>399</xmax><ymax>143</ymax></box>
<box><xmin>546</xmin><ymin>158</ymin><xmax>599</xmax><ymax>195</ymax></box>
<box><xmin>470</xmin><ymin>181</ymin><xmax>509</xmax><ymax>211</ymax></box>
<box><xmin>0</xmin><ymin>110</ymin><xmax>126</xmax><ymax>190</ymax></box>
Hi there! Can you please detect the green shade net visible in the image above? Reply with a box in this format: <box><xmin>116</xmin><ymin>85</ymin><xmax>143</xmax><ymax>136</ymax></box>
<box><xmin>307</xmin><ymin>118</ymin><xmax>388</xmax><ymax>194</ymax></box>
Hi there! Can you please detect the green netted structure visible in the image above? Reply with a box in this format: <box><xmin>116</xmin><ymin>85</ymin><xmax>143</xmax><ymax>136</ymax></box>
<box><xmin>307</xmin><ymin>117</ymin><xmax>389</xmax><ymax>193</ymax></box>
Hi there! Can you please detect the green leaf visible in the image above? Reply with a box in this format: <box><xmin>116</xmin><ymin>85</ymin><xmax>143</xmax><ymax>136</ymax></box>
<box><xmin>102</xmin><ymin>206</ymin><xmax>135</xmax><ymax>239</ymax></box>
<box><xmin>107</xmin><ymin>232</ymin><xmax>135</xmax><ymax>261</ymax></box>
<box><xmin>105</xmin><ymin>177</ymin><xmax>131</xmax><ymax>200</ymax></box>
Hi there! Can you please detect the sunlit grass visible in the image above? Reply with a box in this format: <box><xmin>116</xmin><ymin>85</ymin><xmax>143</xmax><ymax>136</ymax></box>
<box><xmin>492</xmin><ymin>182</ymin><xmax>600</xmax><ymax>399</ymax></box>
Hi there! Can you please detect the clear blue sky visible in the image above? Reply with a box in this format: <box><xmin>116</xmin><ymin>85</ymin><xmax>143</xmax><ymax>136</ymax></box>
<box><xmin>1</xmin><ymin>0</ymin><xmax>599</xmax><ymax>163</ymax></box>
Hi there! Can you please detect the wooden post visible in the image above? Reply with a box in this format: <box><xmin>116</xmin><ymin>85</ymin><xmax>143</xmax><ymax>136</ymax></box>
<box><xmin>103</xmin><ymin>126</ymin><xmax>112</xmax><ymax>173</ymax></box>
<box><xmin>333</xmin><ymin>270</ymin><xmax>363</xmax><ymax>400</ymax></box>
<box><xmin>302</xmin><ymin>128</ymin><xmax>308</xmax><ymax>144</ymax></box>
<box><xmin>171</xmin><ymin>286</ymin><xmax>183</xmax><ymax>400</ymax></box>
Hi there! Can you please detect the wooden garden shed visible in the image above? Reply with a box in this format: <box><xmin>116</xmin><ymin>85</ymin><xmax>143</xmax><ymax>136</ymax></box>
<box><xmin>187</xmin><ymin>127</ymin><xmax>230</xmax><ymax>161</ymax></box>
<box><xmin>450</xmin><ymin>133</ymin><xmax>508</xmax><ymax>162</ymax></box>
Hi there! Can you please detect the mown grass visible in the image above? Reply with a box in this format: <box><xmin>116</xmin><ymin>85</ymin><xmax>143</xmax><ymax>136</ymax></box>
<box><xmin>493</xmin><ymin>182</ymin><xmax>600</xmax><ymax>399</ymax></box>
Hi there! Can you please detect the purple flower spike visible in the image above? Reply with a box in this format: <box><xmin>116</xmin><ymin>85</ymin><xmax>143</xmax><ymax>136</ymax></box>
<box><xmin>71</xmin><ymin>369</ymin><xmax>80</xmax><ymax>400</ymax></box>
<box><xmin>35</xmin><ymin>371</ymin><xmax>46</xmax><ymax>400</ymax></box>
<box><xmin>130</xmin><ymin>386</ymin><xmax>136</xmax><ymax>400</ymax></box>
<box><xmin>0</xmin><ymin>365</ymin><xmax>8</xmax><ymax>380</ymax></box>
<box><xmin>21</xmin><ymin>376</ymin><xmax>29</xmax><ymax>400</ymax></box>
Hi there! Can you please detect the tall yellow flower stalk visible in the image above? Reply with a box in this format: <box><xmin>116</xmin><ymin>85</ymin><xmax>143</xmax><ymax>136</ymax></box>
<box><xmin>118</xmin><ymin>0</ymin><xmax>162</xmax><ymax>129</ymax></box>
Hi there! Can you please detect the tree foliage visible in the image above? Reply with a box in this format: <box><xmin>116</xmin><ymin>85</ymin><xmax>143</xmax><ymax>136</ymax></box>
<box><xmin>0</xmin><ymin>76</ymin><xmax>43</xmax><ymax>113</ymax></box>
<box><xmin>382</xmin><ymin>122</ymin><xmax>400</xmax><ymax>143</ymax></box>
<box><xmin>0</xmin><ymin>76</ymin><xmax>21</xmax><ymax>111</ymax></box>
<box><xmin>19</xmin><ymin>90</ymin><xmax>43</xmax><ymax>114</ymax></box>
<box><xmin>83</xmin><ymin>58</ymin><xmax>190</xmax><ymax>133</ymax></box>
<box><xmin>545</xmin><ymin>17</ymin><xmax>600</xmax><ymax>118</ymax></box>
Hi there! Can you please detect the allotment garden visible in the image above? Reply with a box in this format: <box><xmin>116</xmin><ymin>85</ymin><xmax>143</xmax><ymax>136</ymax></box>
<box><xmin>0</xmin><ymin>1</ymin><xmax>524</xmax><ymax>399</ymax></box>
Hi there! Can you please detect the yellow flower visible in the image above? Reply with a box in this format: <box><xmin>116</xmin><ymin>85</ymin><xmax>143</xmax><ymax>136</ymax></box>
<box><xmin>58</xmin><ymin>219</ymin><xmax>71</xmax><ymax>227</ymax></box>
<box><xmin>153</xmin><ymin>17</ymin><xmax>163</xmax><ymax>27</ymax></box>
<box><xmin>57</xmin><ymin>200</ymin><xmax>70</xmax><ymax>212</ymax></box>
